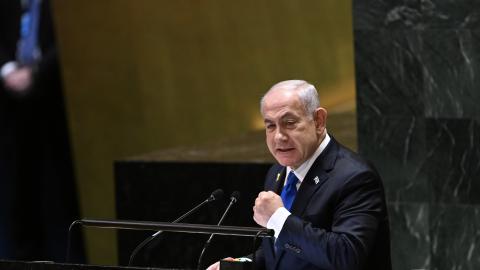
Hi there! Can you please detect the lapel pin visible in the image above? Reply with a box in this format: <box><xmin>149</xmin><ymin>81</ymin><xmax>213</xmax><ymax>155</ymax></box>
<box><xmin>313</xmin><ymin>176</ymin><xmax>320</xmax><ymax>185</ymax></box>
<box><xmin>276</xmin><ymin>173</ymin><xmax>281</xmax><ymax>182</ymax></box>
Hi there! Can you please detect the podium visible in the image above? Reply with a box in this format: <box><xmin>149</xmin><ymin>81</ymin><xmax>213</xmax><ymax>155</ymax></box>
<box><xmin>70</xmin><ymin>219</ymin><xmax>272</xmax><ymax>270</ymax></box>
<box><xmin>0</xmin><ymin>260</ymin><xmax>181</xmax><ymax>270</ymax></box>
<box><xmin>115</xmin><ymin>132</ymin><xmax>274</xmax><ymax>268</ymax></box>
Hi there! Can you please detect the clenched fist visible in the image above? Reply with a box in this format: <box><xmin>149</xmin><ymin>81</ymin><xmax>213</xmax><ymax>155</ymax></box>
<box><xmin>253</xmin><ymin>191</ymin><xmax>283</xmax><ymax>227</ymax></box>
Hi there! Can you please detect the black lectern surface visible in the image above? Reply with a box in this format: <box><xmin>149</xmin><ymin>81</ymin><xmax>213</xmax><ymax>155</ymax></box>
<box><xmin>0</xmin><ymin>260</ymin><xmax>182</xmax><ymax>270</ymax></box>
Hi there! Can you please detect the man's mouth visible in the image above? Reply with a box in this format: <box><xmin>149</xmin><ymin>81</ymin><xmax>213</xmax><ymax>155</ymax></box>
<box><xmin>277</xmin><ymin>148</ymin><xmax>295</xmax><ymax>153</ymax></box>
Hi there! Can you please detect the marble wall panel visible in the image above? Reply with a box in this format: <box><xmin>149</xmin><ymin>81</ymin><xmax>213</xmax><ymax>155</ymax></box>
<box><xmin>388</xmin><ymin>202</ymin><xmax>430</xmax><ymax>270</ymax></box>
<box><xmin>421</xmin><ymin>30</ymin><xmax>480</xmax><ymax>120</ymax></box>
<box><xmin>425</xmin><ymin>118</ymin><xmax>480</xmax><ymax>204</ymax></box>
<box><xmin>355</xmin><ymin>30</ymin><xmax>425</xmax><ymax>117</ymax></box>
<box><xmin>430</xmin><ymin>204</ymin><xmax>480</xmax><ymax>270</ymax></box>
<box><xmin>354</xmin><ymin>0</ymin><xmax>480</xmax><ymax>30</ymax></box>
<box><xmin>358</xmin><ymin>115</ymin><xmax>428</xmax><ymax>202</ymax></box>
<box><xmin>354</xmin><ymin>0</ymin><xmax>480</xmax><ymax>269</ymax></box>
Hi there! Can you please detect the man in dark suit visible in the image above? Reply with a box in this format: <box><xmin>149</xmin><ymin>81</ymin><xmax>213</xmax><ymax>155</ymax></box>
<box><xmin>209</xmin><ymin>80</ymin><xmax>391</xmax><ymax>270</ymax></box>
<box><xmin>0</xmin><ymin>0</ymin><xmax>83</xmax><ymax>262</ymax></box>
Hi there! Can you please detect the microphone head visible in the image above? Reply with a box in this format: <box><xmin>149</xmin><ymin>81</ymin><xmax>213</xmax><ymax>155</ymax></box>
<box><xmin>230</xmin><ymin>191</ymin><xmax>241</xmax><ymax>203</ymax></box>
<box><xmin>209</xmin><ymin>189</ymin><xmax>224</xmax><ymax>202</ymax></box>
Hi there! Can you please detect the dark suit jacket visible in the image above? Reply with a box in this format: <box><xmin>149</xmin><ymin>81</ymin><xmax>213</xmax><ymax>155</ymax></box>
<box><xmin>255</xmin><ymin>137</ymin><xmax>391</xmax><ymax>270</ymax></box>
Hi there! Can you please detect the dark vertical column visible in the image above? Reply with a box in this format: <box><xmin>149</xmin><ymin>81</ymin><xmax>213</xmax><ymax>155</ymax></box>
<box><xmin>353</xmin><ymin>1</ymin><xmax>480</xmax><ymax>269</ymax></box>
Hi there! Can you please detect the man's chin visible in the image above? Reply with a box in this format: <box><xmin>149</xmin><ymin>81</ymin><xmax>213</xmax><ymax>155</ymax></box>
<box><xmin>275</xmin><ymin>157</ymin><xmax>299</xmax><ymax>168</ymax></box>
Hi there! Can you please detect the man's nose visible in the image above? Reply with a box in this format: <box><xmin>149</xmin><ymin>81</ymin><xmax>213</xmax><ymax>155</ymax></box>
<box><xmin>274</xmin><ymin>128</ymin><xmax>287</xmax><ymax>142</ymax></box>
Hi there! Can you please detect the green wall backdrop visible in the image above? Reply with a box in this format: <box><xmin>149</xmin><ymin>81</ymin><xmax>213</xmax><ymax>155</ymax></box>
<box><xmin>52</xmin><ymin>0</ymin><xmax>355</xmax><ymax>265</ymax></box>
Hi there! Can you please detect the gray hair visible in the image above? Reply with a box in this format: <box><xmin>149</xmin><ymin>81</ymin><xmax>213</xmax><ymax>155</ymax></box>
<box><xmin>260</xmin><ymin>80</ymin><xmax>320</xmax><ymax>118</ymax></box>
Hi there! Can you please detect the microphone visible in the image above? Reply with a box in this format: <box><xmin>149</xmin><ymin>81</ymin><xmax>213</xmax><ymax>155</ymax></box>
<box><xmin>128</xmin><ymin>188</ymin><xmax>224</xmax><ymax>266</ymax></box>
<box><xmin>197</xmin><ymin>191</ymin><xmax>240</xmax><ymax>270</ymax></box>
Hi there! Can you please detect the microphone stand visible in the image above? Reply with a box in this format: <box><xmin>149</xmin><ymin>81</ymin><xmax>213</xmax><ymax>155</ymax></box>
<box><xmin>128</xmin><ymin>189</ymin><xmax>223</xmax><ymax>266</ymax></box>
<box><xmin>197</xmin><ymin>192</ymin><xmax>239</xmax><ymax>270</ymax></box>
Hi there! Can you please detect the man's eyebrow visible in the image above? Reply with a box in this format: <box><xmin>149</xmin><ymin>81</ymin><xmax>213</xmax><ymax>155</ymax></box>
<box><xmin>264</xmin><ymin>112</ymin><xmax>298</xmax><ymax>123</ymax></box>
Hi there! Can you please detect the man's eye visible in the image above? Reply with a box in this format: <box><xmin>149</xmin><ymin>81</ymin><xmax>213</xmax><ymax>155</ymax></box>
<box><xmin>286</xmin><ymin>120</ymin><xmax>297</xmax><ymax>127</ymax></box>
<box><xmin>265</xmin><ymin>124</ymin><xmax>275</xmax><ymax>130</ymax></box>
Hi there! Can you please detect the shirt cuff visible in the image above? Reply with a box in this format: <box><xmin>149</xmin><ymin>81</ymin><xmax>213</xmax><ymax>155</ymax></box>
<box><xmin>266</xmin><ymin>207</ymin><xmax>291</xmax><ymax>238</ymax></box>
<box><xmin>1</xmin><ymin>61</ymin><xmax>18</xmax><ymax>78</ymax></box>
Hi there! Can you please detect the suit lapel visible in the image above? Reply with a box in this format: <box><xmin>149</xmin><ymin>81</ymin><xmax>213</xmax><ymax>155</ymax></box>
<box><xmin>290</xmin><ymin>139</ymin><xmax>338</xmax><ymax>216</ymax></box>
<box><xmin>270</xmin><ymin>168</ymin><xmax>286</xmax><ymax>195</ymax></box>
<box><xmin>290</xmin><ymin>171</ymin><xmax>328</xmax><ymax>216</ymax></box>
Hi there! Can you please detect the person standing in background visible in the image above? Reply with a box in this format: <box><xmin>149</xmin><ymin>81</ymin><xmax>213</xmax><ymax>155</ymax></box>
<box><xmin>0</xmin><ymin>0</ymin><xmax>83</xmax><ymax>262</ymax></box>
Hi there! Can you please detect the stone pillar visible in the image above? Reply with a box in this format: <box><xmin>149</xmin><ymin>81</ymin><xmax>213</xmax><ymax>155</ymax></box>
<box><xmin>354</xmin><ymin>1</ymin><xmax>480</xmax><ymax>269</ymax></box>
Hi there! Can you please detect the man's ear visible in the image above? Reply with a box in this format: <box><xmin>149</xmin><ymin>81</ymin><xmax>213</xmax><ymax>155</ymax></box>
<box><xmin>314</xmin><ymin>107</ymin><xmax>327</xmax><ymax>131</ymax></box>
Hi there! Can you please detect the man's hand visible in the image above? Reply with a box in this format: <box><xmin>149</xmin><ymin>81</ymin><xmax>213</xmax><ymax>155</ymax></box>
<box><xmin>4</xmin><ymin>66</ymin><xmax>32</xmax><ymax>93</ymax></box>
<box><xmin>253</xmin><ymin>191</ymin><xmax>283</xmax><ymax>227</ymax></box>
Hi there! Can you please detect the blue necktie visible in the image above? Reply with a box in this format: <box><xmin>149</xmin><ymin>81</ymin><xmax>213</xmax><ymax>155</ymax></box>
<box><xmin>17</xmin><ymin>0</ymin><xmax>41</xmax><ymax>65</ymax></box>
<box><xmin>281</xmin><ymin>171</ymin><xmax>299</xmax><ymax>211</ymax></box>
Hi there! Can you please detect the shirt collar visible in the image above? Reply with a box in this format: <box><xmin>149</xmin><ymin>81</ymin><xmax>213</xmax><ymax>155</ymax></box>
<box><xmin>286</xmin><ymin>132</ymin><xmax>331</xmax><ymax>184</ymax></box>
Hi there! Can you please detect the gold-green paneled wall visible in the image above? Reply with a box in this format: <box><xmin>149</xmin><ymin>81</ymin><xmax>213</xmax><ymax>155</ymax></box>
<box><xmin>52</xmin><ymin>0</ymin><xmax>355</xmax><ymax>265</ymax></box>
